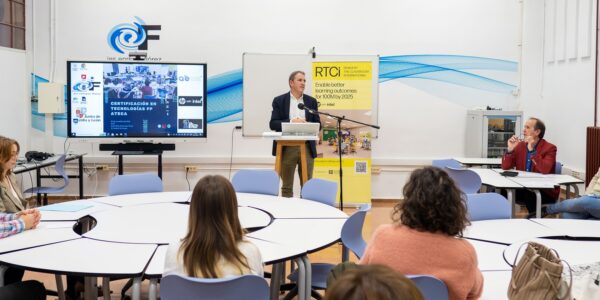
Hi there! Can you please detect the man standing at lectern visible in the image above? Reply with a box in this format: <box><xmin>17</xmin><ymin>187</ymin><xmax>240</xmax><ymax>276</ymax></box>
<box><xmin>269</xmin><ymin>71</ymin><xmax>321</xmax><ymax>197</ymax></box>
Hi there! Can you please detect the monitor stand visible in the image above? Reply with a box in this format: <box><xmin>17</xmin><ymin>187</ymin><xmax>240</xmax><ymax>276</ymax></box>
<box><xmin>99</xmin><ymin>143</ymin><xmax>176</xmax><ymax>179</ymax></box>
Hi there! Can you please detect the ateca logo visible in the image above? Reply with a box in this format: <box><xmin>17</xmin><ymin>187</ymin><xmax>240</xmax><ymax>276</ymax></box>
<box><xmin>106</xmin><ymin>16</ymin><xmax>161</xmax><ymax>60</ymax></box>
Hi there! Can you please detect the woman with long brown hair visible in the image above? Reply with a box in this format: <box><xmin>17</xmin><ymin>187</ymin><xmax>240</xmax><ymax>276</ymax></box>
<box><xmin>0</xmin><ymin>137</ymin><xmax>27</xmax><ymax>213</ymax></box>
<box><xmin>359</xmin><ymin>166</ymin><xmax>483</xmax><ymax>300</ymax></box>
<box><xmin>163</xmin><ymin>175</ymin><xmax>263</xmax><ymax>278</ymax></box>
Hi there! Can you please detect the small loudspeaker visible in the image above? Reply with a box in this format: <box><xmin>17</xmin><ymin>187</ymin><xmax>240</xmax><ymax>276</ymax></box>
<box><xmin>38</xmin><ymin>83</ymin><xmax>65</xmax><ymax>113</ymax></box>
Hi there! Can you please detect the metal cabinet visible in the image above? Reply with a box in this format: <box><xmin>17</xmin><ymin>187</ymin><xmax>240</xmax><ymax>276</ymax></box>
<box><xmin>466</xmin><ymin>110</ymin><xmax>522</xmax><ymax>158</ymax></box>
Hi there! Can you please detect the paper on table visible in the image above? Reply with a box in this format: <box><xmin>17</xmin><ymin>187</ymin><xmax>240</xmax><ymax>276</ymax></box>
<box><xmin>38</xmin><ymin>203</ymin><xmax>93</xmax><ymax>212</ymax></box>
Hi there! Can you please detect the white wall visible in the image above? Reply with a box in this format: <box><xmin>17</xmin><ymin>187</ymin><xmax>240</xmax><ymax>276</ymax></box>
<box><xmin>0</xmin><ymin>48</ymin><xmax>29</xmax><ymax>150</ymax></box>
<box><xmin>25</xmin><ymin>0</ymin><xmax>523</xmax><ymax>198</ymax></box>
<box><xmin>520</xmin><ymin>0</ymin><xmax>596</xmax><ymax>176</ymax></box>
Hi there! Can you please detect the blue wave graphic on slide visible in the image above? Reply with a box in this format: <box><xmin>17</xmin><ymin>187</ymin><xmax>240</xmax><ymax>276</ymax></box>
<box><xmin>31</xmin><ymin>55</ymin><xmax>517</xmax><ymax>134</ymax></box>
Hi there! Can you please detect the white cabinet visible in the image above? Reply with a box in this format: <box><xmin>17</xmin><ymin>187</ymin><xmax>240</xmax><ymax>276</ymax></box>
<box><xmin>466</xmin><ymin>110</ymin><xmax>522</xmax><ymax>158</ymax></box>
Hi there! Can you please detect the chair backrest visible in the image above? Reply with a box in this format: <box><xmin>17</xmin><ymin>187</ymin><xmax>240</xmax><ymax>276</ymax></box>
<box><xmin>407</xmin><ymin>275</ymin><xmax>449</xmax><ymax>300</ymax></box>
<box><xmin>555</xmin><ymin>161</ymin><xmax>562</xmax><ymax>174</ymax></box>
<box><xmin>445</xmin><ymin>167</ymin><xmax>482</xmax><ymax>194</ymax></box>
<box><xmin>341</xmin><ymin>204</ymin><xmax>370</xmax><ymax>259</ymax></box>
<box><xmin>466</xmin><ymin>193</ymin><xmax>511</xmax><ymax>221</ymax></box>
<box><xmin>54</xmin><ymin>154</ymin><xmax>70</xmax><ymax>189</ymax></box>
<box><xmin>432</xmin><ymin>159</ymin><xmax>462</xmax><ymax>169</ymax></box>
<box><xmin>108</xmin><ymin>173</ymin><xmax>163</xmax><ymax>196</ymax></box>
<box><xmin>300</xmin><ymin>178</ymin><xmax>338</xmax><ymax>207</ymax></box>
<box><xmin>160</xmin><ymin>274</ymin><xmax>269</xmax><ymax>300</ymax></box>
<box><xmin>231</xmin><ymin>169</ymin><xmax>279</xmax><ymax>196</ymax></box>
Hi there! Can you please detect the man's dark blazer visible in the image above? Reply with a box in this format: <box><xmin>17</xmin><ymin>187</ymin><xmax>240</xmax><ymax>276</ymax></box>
<box><xmin>269</xmin><ymin>92</ymin><xmax>321</xmax><ymax>158</ymax></box>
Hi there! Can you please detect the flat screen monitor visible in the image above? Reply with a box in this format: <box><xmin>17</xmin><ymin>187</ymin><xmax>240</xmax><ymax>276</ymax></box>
<box><xmin>67</xmin><ymin>61</ymin><xmax>207</xmax><ymax>139</ymax></box>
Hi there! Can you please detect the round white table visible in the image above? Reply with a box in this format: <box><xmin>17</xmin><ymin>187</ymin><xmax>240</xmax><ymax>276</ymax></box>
<box><xmin>0</xmin><ymin>192</ymin><xmax>347</xmax><ymax>300</ymax></box>
<box><xmin>464</xmin><ymin>219</ymin><xmax>600</xmax><ymax>300</ymax></box>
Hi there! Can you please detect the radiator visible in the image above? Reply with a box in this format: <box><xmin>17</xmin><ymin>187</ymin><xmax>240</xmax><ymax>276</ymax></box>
<box><xmin>586</xmin><ymin>127</ymin><xmax>600</xmax><ymax>185</ymax></box>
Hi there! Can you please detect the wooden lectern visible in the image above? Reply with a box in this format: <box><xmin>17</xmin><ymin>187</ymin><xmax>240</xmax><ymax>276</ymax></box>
<box><xmin>274</xmin><ymin>140</ymin><xmax>310</xmax><ymax>185</ymax></box>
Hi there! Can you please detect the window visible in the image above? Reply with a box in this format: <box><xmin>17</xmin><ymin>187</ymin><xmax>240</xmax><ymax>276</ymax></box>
<box><xmin>0</xmin><ymin>0</ymin><xmax>25</xmax><ymax>50</ymax></box>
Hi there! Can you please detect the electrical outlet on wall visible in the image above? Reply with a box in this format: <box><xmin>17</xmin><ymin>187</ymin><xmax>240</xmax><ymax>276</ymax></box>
<box><xmin>184</xmin><ymin>166</ymin><xmax>198</xmax><ymax>172</ymax></box>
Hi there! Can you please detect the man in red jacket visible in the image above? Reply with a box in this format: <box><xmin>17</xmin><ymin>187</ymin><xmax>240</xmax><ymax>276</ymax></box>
<box><xmin>502</xmin><ymin>117</ymin><xmax>558</xmax><ymax>216</ymax></box>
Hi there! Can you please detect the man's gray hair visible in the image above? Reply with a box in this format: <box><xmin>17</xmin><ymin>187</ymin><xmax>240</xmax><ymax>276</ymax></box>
<box><xmin>288</xmin><ymin>71</ymin><xmax>305</xmax><ymax>82</ymax></box>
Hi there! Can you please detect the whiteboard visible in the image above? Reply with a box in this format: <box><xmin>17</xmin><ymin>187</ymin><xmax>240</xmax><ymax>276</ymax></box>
<box><xmin>242</xmin><ymin>53</ymin><xmax>379</xmax><ymax>137</ymax></box>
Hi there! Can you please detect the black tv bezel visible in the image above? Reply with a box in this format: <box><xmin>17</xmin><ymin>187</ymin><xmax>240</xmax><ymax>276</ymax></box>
<box><xmin>66</xmin><ymin>60</ymin><xmax>208</xmax><ymax>139</ymax></box>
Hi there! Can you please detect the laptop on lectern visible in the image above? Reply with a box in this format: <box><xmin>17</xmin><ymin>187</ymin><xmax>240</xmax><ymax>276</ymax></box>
<box><xmin>281</xmin><ymin>122</ymin><xmax>320</xmax><ymax>137</ymax></box>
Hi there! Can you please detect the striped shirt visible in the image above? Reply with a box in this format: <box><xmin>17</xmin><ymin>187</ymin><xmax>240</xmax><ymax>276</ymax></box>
<box><xmin>0</xmin><ymin>212</ymin><xmax>25</xmax><ymax>239</ymax></box>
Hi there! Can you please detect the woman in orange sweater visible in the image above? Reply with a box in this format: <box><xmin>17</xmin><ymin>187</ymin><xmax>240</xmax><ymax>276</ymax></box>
<box><xmin>360</xmin><ymin>166</ymin><xmax>483</xmax><ymax>300</ymax></box>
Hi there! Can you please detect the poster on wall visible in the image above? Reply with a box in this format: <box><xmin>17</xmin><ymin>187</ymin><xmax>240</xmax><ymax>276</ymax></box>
<box><xmin>312</xmin><ymin>61</ymin><xmax>374</xmax><ymax>205</ymax></box>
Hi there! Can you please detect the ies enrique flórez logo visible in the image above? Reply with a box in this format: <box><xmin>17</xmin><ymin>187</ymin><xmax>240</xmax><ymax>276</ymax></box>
<box><xmin>107</xmin><ymin>17</ymin><xmax>161</xmax><ymax>55</ymax></box>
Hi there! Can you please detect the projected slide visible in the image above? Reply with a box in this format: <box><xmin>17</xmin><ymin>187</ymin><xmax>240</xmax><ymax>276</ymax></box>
<box><xmin>67</xmin><ymin>61</ymin><xmax>207</xmax><ymax>138</ymax></box>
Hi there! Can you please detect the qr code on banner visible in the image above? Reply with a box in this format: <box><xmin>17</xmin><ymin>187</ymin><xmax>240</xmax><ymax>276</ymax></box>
<box><xmin>355</xmin><ymin>161</ymin><xmax>368</xmax><ymax>174</ymax></box>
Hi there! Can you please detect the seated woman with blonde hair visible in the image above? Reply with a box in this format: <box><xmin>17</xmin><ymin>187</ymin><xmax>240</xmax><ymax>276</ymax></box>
<box><xmin>0</xmin><ymin>137</ymin><xmax>28</xmax><ymax>213</ymax></box>
<box><xmin>164</xmin><ymin>175</ymin><xmax>263</xmax><ymax>278</ymax></box>
<box><xmin>360</xmin><ymin>166</ymin><xmax>483</xmax><ymax>300</ymax></box>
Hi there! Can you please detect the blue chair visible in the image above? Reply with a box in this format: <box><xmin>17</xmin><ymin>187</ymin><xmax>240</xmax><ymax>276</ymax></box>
<box><xmin>286</xmin><ymin>205</ymin><xmax>371</xmax><ymax>298</ymax></box>
<box><xmin>432</xmin><ymin>159</ymin><xmax>462</xmax><ymax>169</ymax></box>
<box><xmin>407</xmin><ymin>275</ymin><xmax>449</xmax><ymax>300</ymax></box>
<box><xmin>341</xmin><ymin>204</ymin><xmax>370</xmax><ymax>259</ymax></box>
<box><xmin>466</xmin><ymin>193</ymin><xmax>511</xmax><ymax>221</ymax></box>
<box><xmin>108</xmin><ymin>173</ymin><xmax>163</xmax><ymax>196</ymax></box>
<box><xmin>160</xmin><ymin>274</ymin><xmax>269</xmax><ymax>300</ymax></box>
<box><xmin>232</xmin><ymin>169</ymin><xmax>279</xmax><ymax>196</ymax></box>
<box><xmin>555</xmin><ymin>161</ymin><xmax>562</xmax><ymax>174</ymax></box>
<box><xmin>445</xmin><ymin>167</ymin><xmax>482</xmax><ymax>194</ymax></box>
<box><xmin>300</xmin><ymin>178</ymin><xmax>338</xmax><ymax>207</ymax></box>
<box><xmin>107</xmin><ymin>173</ymin><xmax>163</xmax><ymax>298</ymax></box>
<box><xmin>24</xmin><ymin>154</ymin><xmax>69</xmax><ymax>206</ymax></box>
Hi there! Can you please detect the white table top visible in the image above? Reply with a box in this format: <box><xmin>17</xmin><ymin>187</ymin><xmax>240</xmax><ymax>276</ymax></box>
<box><xmin>481</xmin><ymin>271</ymin><xmax>511</xmax><ymax>300</ymax></box>
<box><xmin>470</xmin><ymin>168</ymin><xmax>522</xmax><ymax>189</ymax></box>
<box><xmin>505</xmin><ymin>176</ymin><xmax>558</xmax><ymax>189</ymax></box>
<box><xmin>0</xmin><ymin>238</ymin><xmax>157</xmax><ymax>276</ymax></box>
<box><xmin>237</xmin><ymin>193</ymin><xmax>348</xmax><ymax>219</ymax></box>
<box><xmin>469</xmin><ymin>240</ymin><xmax>511</xmax><ymax>271</ymax></box>
<box><xmin>2</xmin><ymin>190</ymin><xmax>348</xmax><ymax>295</ymax></box>
<box><xmin>454</xmin><ymin>157</ymin><xmax>501</xmax><ymax>166</ymax></box>
<box><xmin>0</xmin><ymin>224</ymin><xmax>80</xmax><ymax>254</ymax></box>
<box><xmin>91</xmin><ymin>191</ymin><xmax>192</xmax><ymax>207</ymax></box>
<box><xmin>248</xmin><ymin>237</ymin><xmax>307</xmax><ymax>264</ymax></box>
<box><xmin>83</xmin><ymin>203</ymin><xmax>272</xmax><ymax>244</ymax></box>
<box><xmin>144</xmin><ymin>238</ymin><xmax>308</xmax><ymax>278</ymax></box>
<box><xmin>489</xmin><ymin>169</ymin><xmax>583</xmax><ymax>186</ymax></box>
<box><xmin>463</xmin><ymin>219</ymin><xmax>559</xmax><ymax>245</ymax></box>
<box><xmin>40</xmin><ymin>199</ymin><xmax>118</xmax><ymax>221</ymax></box>
<box><xmin>530</xmin><ymin>218</ymin><xmax>600</xmax><ymax>239</ymax></box>
<box><xmin>13</xmin><ymin>153</ymin><xmax>84</xmax><ymax>173</ymax></box>
<box><xmin>504</xmin><ymin>238</ymin><xmax>600</xmax><ymax>266</ymax></box>
<box><xmin>144</xmin><ymin>245</ymin><xmax>168</xmax><ymax>277</ymax></box>
<box><xmin>247</xmin><ymin>218</ymin><xmax>346</xmax><ymax>253</ymax></box>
